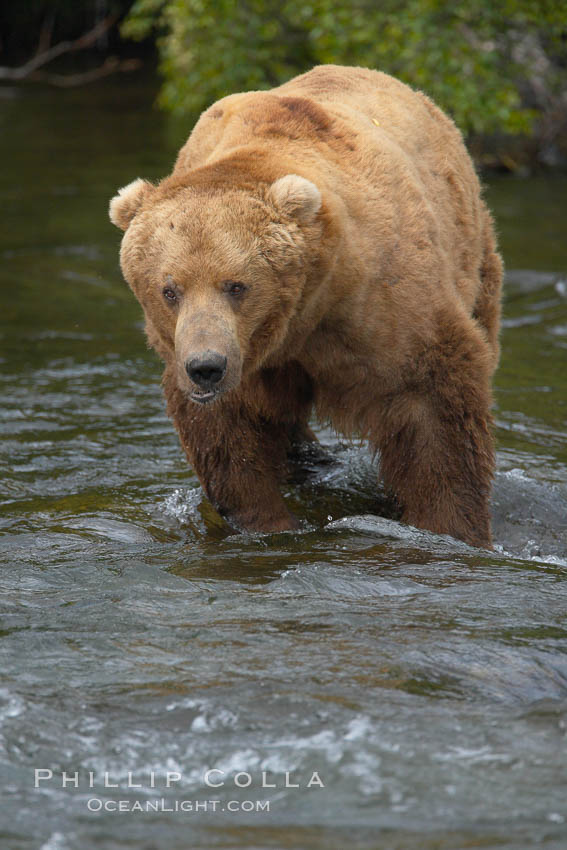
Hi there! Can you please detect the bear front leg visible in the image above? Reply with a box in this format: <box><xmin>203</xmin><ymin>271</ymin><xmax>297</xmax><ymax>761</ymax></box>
<box><xmin>375</xmin><ymin>317</ymin><xmax>496</xmax><ymax>548</ymax></box>
<box><xmin>165</xmin><ymin>375</ymin><xmax>298</xmax><ymax>533</ymax></box>
<box><xmin>196</xmin><ymin>413</ymin><xmax>299</xmax><ymax>534</ymax></box>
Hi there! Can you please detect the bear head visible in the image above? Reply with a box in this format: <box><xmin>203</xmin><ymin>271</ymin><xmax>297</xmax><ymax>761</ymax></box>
<box><xmin>109</xmin><ymin>172</ymin><xmax>322</xmax><ymax>404</ymax></box>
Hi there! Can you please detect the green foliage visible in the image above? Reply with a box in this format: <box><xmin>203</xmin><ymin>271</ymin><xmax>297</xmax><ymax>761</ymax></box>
<box><xmin>123</xmin><ymin>0</ymin><xmax>567</xmax><ymax>135</ymax></box>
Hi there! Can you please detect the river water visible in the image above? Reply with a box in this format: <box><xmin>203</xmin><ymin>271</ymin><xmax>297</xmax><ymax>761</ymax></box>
<box><xmin>1</xmin><ymin>76</ymin><xmax>566</xmax><ymax>850</ymax></box>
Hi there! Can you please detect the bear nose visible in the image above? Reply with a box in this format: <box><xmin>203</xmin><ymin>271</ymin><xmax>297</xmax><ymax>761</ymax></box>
<box><xmin>186</xmin><ymin>352</ymin><xmax>227</xmax><ymax>388</ymax></box>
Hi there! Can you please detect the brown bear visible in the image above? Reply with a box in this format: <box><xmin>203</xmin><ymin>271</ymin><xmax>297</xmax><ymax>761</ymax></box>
<box><xmin>109</xmin><ymin>64</ymin><xmax>502</xmax><ymax>548</ymax></box>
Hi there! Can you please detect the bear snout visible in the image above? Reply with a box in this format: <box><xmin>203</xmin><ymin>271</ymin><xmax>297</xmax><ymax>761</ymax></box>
<box><xmin>186</xmin><ymin>351</ymin><xmax>227</xmax><ymax>388</ymax></box>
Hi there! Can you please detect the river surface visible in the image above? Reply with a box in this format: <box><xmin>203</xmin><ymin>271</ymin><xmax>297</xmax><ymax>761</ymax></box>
<box><xmin>1</xmin><ymin>76</ymin><xmax>566</xmax><ymax>850</ymax></box>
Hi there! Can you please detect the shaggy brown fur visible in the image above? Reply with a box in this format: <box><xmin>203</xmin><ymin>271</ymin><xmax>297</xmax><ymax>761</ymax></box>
<box><xmin>109</xmin><ymin>65</ymin><xmax>502</xmax><ymax>548</ymax></box>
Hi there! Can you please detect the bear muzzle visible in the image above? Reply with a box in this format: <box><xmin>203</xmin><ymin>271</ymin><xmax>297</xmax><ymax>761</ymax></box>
<box><xmin>185</xmin><ymin>351</ymin><xmax>227</xmax><ymax>403</ymax></box>
<box><xmin>174</xmin><ymin>301</ymin><xmax>242</xmax><ymax>404</ymax></box>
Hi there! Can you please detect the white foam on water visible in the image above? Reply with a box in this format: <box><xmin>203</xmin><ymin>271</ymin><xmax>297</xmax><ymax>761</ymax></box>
<box><xmin>212</xmin><ymin>748</ymin><xmax>262</xmax><ymax>775</ymax></box>
<box><xmin>259</xmin><ymin>752</ymin><xmax>297</xmax><ymax>773</ymax></box>
<box><xmin>494</xmin><ymin>541</ymin><xmax>567</xmax><ymax>569</ymax></box>
<box><xmin>162</xmin><ymin>487</ymin><xmax>204</xmax><ymax>528</ymax></box>
<box><xmin>341</xmin><ymin>749</ymin><xmax>383</xmax><ymax>795</ymax></box>
<box><xmin>0</xmin><ymin>688</ymin><xmax>25</xmax><ymax>721</ymax></box>
<box><xmin>39</xmin><ymin>834</ymin><xmax>71</xmax><ymax>850</ymax></box>
<box><xmin>344</xmin><ymin>715</ymin><xmax>373</xmax><ymax>741</ymax></box>
<box><xmin>434</xmin><ymin>745</ymin><xmax>514</xmax><ymax>765</ymax></box>
<box><xmin>326</xmin><ymin>514</ymin><xmax>476</xmax><ymax>553</ymax></box>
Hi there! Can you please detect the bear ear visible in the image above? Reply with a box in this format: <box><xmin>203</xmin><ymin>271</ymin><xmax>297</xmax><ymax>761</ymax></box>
<box><xmin>109</xmin><ymin>178</ymin><xmax>154</xmax><ymax>231</ymax></box>
<box><xmin>268</xmin><ymin>174</ymin><xmax>321</xmax><ymax>223</ymax></box>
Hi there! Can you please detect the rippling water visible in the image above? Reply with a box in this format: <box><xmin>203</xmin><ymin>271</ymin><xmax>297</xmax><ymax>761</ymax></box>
<box><xmin>1</xmin><ymin>78</ymin><xmax>567</xmax><ymax>850</ymax></box>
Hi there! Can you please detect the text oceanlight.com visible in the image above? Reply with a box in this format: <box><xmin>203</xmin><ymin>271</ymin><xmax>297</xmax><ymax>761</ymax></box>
<box><xmin>87</xmin><ymin>799</ymin><xmax>271</xmax><ymax>813</ymax></box>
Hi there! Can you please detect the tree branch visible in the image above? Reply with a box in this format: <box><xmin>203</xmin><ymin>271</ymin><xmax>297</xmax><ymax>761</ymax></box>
<box><xmin>29</xmin><ymin>57</ymin><xmax>142</xmax><ymax>88</ymax></box>
<box><xmin>0</xmin><ymin>14</ymin><xmax>120</xmax><ymax>82</ymax></box>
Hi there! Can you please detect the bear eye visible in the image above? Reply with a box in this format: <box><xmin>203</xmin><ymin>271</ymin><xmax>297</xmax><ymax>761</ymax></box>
<box><xmin>223</xmin><ymin>280</ymin><xmax>247</xmax><ymax>297</ymax></box>
<box><xmin>162</xmin><ymin>287</ymin><xmax>178</xmax><ymax>303</ymax></box>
